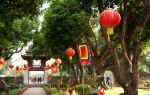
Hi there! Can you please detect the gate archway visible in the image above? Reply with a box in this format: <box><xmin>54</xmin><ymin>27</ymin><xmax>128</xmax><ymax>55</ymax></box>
<box><xmin>21</xmin><ymin>54</ymin><xmax>48</xmax><ymax>85</ymax></box>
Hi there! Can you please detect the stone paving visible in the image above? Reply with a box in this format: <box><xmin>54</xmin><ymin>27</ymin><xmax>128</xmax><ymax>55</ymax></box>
<box><xmin>21</xmin><ymin>87</ymin><xmax>48</xmax><ymax>95</ymax></box>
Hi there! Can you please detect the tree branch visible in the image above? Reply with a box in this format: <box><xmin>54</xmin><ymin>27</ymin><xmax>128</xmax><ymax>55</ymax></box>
<box><xmin>5</xmin><ymin>44</ymin><xmax>25</xmax><ymax>60</ymax></box>
<box><xmin>101</xmin><ymin>29</ymin><xmax>126</xmax><ymax>88</ymax></box>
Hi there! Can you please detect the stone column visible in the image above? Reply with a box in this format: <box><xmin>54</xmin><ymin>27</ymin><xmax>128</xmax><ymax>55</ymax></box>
<box><xmin>43</xmin><ymin>70</ymin><xmax>48</xmax><ymax>84</ymax></box>
<box><xmin>23</xmin><ymin>70</ymin><xmax>29</xmax><ymax>85</ymax></box>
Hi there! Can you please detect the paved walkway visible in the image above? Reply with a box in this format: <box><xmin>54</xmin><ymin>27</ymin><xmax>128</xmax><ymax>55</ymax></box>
<box><xmin>21</xmin><ymin>87</ymin><xmax>48</xmax><ymax>95</ymax></box>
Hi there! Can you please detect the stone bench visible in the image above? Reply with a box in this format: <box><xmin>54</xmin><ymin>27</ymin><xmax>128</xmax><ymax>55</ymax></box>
<box><xmin>0</xmin><ymin>79</ymin><xmax>10</xmax><ymax>94</ymax></box>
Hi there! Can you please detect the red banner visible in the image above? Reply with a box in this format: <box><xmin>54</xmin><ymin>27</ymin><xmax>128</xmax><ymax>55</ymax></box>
<box><xmin>77</xmin><ymin>43</ymin><xmax>90</xmax><ymax>64</ymax></box>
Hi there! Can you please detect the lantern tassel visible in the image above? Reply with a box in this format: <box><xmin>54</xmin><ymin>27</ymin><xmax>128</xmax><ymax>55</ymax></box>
<box><xmin>16</xmin><ymin>71</ymin><xmax>20</xmax><ymax>75</ymax></box>
<box><xmin>69</xmin><ymin>56</ymin><xmax>72</xmax><ymax>63</ymax></box>
<box><xmin>108</xmin><ymin>35</ymin><xmax>110</xmax><ymax>42</ymax></box>
<box><xmin>107</xmin><ymin>27</ymin><xmax>114</xmax><ymax>42</ymax></box>
<box><xmin>0</xmin><ymin>64</ymin><xmax>3</xmax><ymax>69</ymax></box>
<box><xmin>107</xmin><ymin>27</ymin><xmax>114</xmax><ymax>35</ymax></box>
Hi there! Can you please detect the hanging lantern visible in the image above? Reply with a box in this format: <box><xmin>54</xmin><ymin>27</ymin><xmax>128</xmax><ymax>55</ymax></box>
<box><xmin>0</xmin><ymin>59</ymin><xmax>5</xmax><ymax>68</ymax></box>
<box><xmin>9</xmin><ymin>64</ymin><xmax>14</xmax><ymax>69</ymax></box>
<box><xmin>66</xmin><ymin>48</ymin><xmax>75</xmax><ymax>63</ymax></box>
<box><xmin>100</xmin><ymin>8</ymin><xmax>121</xmax><ymax>40</ymax></box>
<box><xmin>16</xmin><ymin>66</ymin><xmax>20</xmax><ymax>74</ymax></box>
<box><xmin>55</xmin><ymin>58</ymin><xmax>62</xmax><ymax>65</ymax></box>
<box><xmin>16</xmin><ymin>66</ymin><xmax>19</xmax><ymax>71</ymax></box>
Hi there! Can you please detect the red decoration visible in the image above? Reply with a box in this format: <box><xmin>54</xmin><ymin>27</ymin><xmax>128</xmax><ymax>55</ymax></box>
<box><xmin>16</xmin><ymin>66</ymin><xmax>19</xmax><ymax>71</ymax></box>
<box><xmin>23</xmin><ymin>67</ymin><xmax>29</xmax><ymax>70</ymax></box>
<box><xmin>55</xmin><ymin>58</ymin><xmax>62</xmax><ymax>65</ymax></box>
<box><xmin>66</xmin><ymin>48</ymin><xmax>75</xmax><ymax>62</ymax></box>
<box><xmin>77</xmin><ymin>43</ymin><xmax>90</xmax><ymax>64</ymax></box>
<box><xmin>0</xmin><ymin>59</ymin><xmax>5</xmax><ymax>67</ymax></box>
<box><xmin>100</xmin><ymin>8</ymin><xmax>121</xmax><ymax>40</ymax></box>
<box><xmin>9</xmin><ymin>64</ymin><xmax>14</xmax><ymax>69</ymax></box>
<box><xmin>19</xmin><ymin>67</ymin><xmax>23</xmax><ymax>71</ymax></box>
<box><xmin>23</xmin><ymin>64</ymin><xmax>29</xmax><ymax>70</ymax></box>
<box><xmin>98</xmin><ymin>88</ymin><xmax>104</xmax><ymax>95</ymax></box>
<box><xmin>100</xmin><ymin>8</ymin><xmax>121</xmax><ymax>28</ymax></box>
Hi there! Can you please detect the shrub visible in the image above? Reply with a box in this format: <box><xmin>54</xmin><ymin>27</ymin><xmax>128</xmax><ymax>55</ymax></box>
<box><xmin>76</xmin><ymin>84</ymin><xmax>91</xmax><ymax>94</ymax></box>
<box><xmin>60</xmin><ymin>83</ymin><xmax>70</xmax><ymax>91</ymax></box>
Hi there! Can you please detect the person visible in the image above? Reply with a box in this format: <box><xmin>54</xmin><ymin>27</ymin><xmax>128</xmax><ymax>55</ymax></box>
<box><xmin>34</xmin><ymin>77</ymin><xmax>37</xmax><ymax>84</ymax></box>
<box><xmin>37</xmin><ymin>77</ymin><xmax>40</xmax><ymax>84</ymax></box>
<box><xmin>39</xmin><ymin>77</ymin><xmax>42</xmax><ymax>84</ymax></box>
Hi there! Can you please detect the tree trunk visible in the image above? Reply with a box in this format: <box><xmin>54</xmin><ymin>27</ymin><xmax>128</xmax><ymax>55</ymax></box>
<box><xmin>79</xmin><ymin>64</ymin><xmax>84</xmax><ymax>83</ymax></box>
<box><xmin>70</xmin><ymin>63</ymin><xmax>79</xmax><ymax>84</ymax></box>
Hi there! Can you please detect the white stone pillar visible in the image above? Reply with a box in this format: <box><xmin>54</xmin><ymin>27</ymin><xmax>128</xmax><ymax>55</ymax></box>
<box><xmin>23</xmin><ymin>70</ymin><xmax>29</xmax><ymax>85</ymax></box>
<box><xmin>43</xmin><ymin>70</ymin><xmax>48</xmax><ymax>84</ymax></box>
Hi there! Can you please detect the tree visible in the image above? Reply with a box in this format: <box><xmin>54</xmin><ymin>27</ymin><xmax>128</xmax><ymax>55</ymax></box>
<box><xmin>38</xmin><ymin>0</ymin><xmax>92</xmax><ymax>84</ymax></box>
<box><xmin>0</xmin><ymin>0</ymin><xmax>46</xmax><ymax>58</ymax></box>
<box><xmin>86</xmin><ymin>0</ymin><xmax>150</xmax><ymax>95</ymax></box>
<box><xmin>36</xmin><ymin>0</ymin><xmax>149</xmax><ymax>94</ymax></box>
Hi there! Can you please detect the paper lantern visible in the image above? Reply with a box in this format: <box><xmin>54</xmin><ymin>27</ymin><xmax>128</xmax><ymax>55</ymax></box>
<box><xmin>55</xmin><ymin>58</ymin><xmax>62</xmax><ymax>65</ymax></box>
<box><xmin>66</xmin><ymin>48</ymin><xmax>75</xmax><ymax>62</ymax></box>
<box><xmin>100</xmin><ymin>8</ymin><xmax>121</xmax><ymax>40</ymax></box>
<box><xmin>0</xmin><ymin>59</ymin><xmax>5</xmax><ymax>68</ymax></box>
<box><xmin>16</xmin><ymin>66</ymin><xmax>19</xmax><ymax>71</ymax></box>
<box><xmin>16</xmin><ymin>66</ymin><xmax>20</xmax><ymax>75</ymax></box>
<box><xmin>9</xmin><ymin>64</ymin><xmax>14</xmax><ymax>69</ymax></box>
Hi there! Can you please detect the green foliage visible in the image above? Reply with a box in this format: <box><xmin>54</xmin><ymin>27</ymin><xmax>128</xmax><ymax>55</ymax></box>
<box><xmin>60</xmin><ymin>83</ymin><xmax>70</xmax><ymax>91</ymax></box>
<box><xmin>0</xmin><ymin>0</ymin><xmax>46</xmax><ymax>57</ymax></box>
<box><xmin>76</xmin><ymin>84</ymin><xmax>92</xmax><ymax>94</ymax></box>
<box><xmin>40</xmin><ymin>0</ymin><xmax>91</xmax><ymax>57</ymax></box>
<box><xmin>43</xmin><ymin>86</ymin><xmax>58</xmax><ymax>95</ymax></box>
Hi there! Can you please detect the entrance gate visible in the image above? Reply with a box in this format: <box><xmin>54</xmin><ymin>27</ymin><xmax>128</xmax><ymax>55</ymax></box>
<box><xmin>21</xmin><ymin>54</ymin><xmax>48</xmax><ymax>85</ymax></box>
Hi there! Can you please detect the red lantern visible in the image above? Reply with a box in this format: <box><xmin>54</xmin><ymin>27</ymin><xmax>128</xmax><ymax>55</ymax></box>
<box><xmin>100</xmin><ymin>8</ymin><xmax>121</xmax><ymax>40</ymax></box>
<box><xmin>66</xmin><ymin>48</ymin><xmax>75</xmax><ymax>62</ymax></box>
<box><xmin>55</xmin><ymin>58</ymin><xmax>62</xmax><ymax>65</ymax></box>
<box><xmin>16</xmin><ymin>66</ymin><xmax>19</xmax><ymax>71</ymax></box>
<box><xmin>0</xmin><ymin>59</ymin><xmax>5</xmax><ymax>68</ymax></box>
<box><xmin>9</xmin><ymin>64</ymin><xmax>14</xmax><ymax>69</ymax></box>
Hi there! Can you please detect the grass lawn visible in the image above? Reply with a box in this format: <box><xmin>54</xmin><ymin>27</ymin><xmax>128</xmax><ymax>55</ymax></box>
<box><xmin>104</xmin><ymin>87</ymin><xmax>150</xmax><ymax>95</ymax></box>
